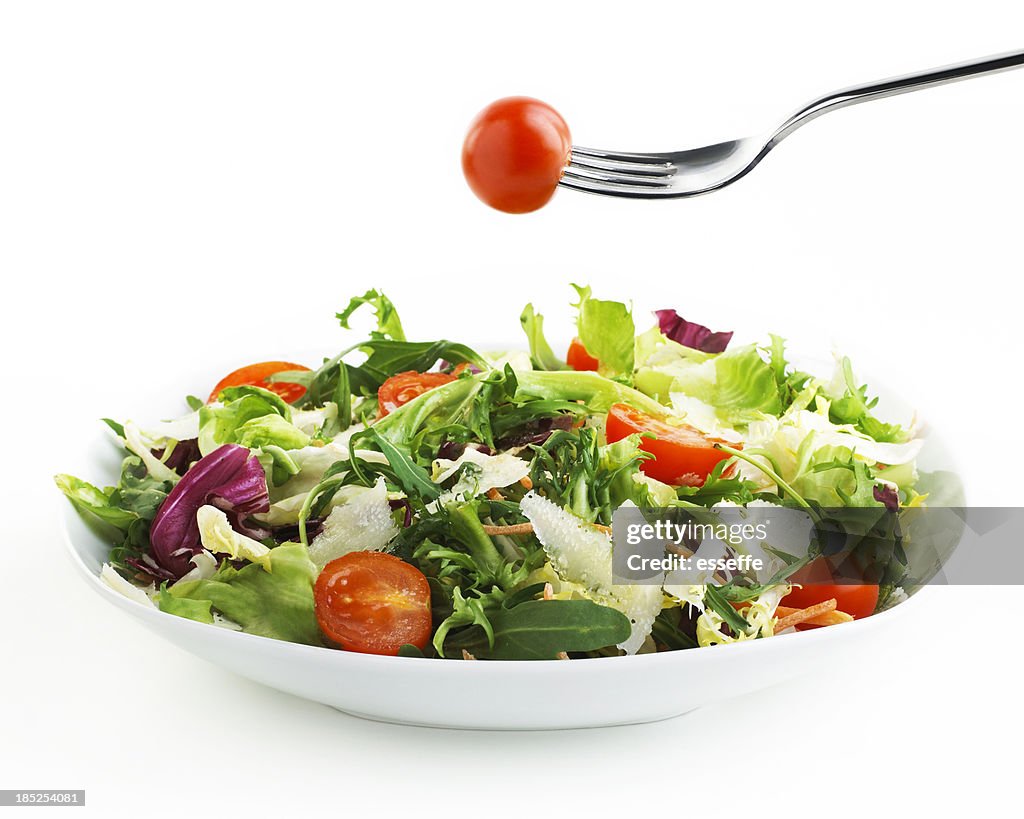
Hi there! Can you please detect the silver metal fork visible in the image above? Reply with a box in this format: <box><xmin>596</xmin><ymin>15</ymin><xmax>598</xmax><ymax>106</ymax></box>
<box><xmin>560</xmin><ymin>49</ymin><xmax>1024</xmax><ymax>199</ymax></box>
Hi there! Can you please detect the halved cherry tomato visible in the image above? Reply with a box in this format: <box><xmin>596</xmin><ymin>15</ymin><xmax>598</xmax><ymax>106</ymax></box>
<box><xmin>208</xmin><ymin>361</ymin><xmax>310</xmax><ymax>404</ymax></box>
<box><xmin>462</xmin><ymin>96</ymin><xmax>572</xmax><ymax>214</ymax></box>
<box><xmin>378</xmin><ymin>370</ymin><xmax>458</xmax><ymax>416</ymax></box>
<box><xmin>566</xmin><ymin>337</ymin><xmax>600</xmax><ymax>371</ymax></box>
<box><xmin>314</xmin><ymin>552</ymin><xmax>432</xmax><ymax>656</ymax></box>
<box><xmin>605</xmin><ymin>403</ymin><xmax>732</xmax><ymax>485</ymax></box>
<box><xmin>782</xmin><ymin>559</ymin><xmax>879</xmax><ymax>624</ymax></box>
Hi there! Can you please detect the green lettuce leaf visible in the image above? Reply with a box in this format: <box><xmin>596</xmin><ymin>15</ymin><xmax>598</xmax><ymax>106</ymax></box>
<box><xmin>571</xmin><ymin>285</ymin><xmax>635</xmax><ymax>378</ymax></box>
<box><xmin>514</xmin><ymin>370</ymin><xmax>666</xmax><ymax>417</ymax></box>
<box><xmin>235</xmin><ymin>414</ymin><xmax>311</xmax><ymax>451</ymax></box>
<box><xmin>792</xmin><ymin>444</ymin><xmax>882</xmax><ymax>507</ymax></box>
<box><xmin>162</xmin><ymin>543</ymin><xmax>322</xmax><ymax>645</ymax></box>
<box><xmin>55</xmin><ymin>456</ymin><xmax>172</xmax><ymax>572</ymax></box>
<box><xmin>198</xmin><ymin>385</ymin><xmax>296</xmax><ymax>454</ymax></box>
<box><xmin>55</xmin><ymin>474</ymin><xmax>139</xmax><ymax>530</ymax></box>
<box><xmin>519</xmin><ymin>303</ymin><xmax>568</xmax><ymax>371</ymax></box>
<box><xmin>638</xmin><ymin>344</ymin><xmax>782</xmax><ymax>423</ymax></box>
<box><xmin>196</xmin><ymin>505</ymin><xmax>273</xmax><ymax>569</ymax></box>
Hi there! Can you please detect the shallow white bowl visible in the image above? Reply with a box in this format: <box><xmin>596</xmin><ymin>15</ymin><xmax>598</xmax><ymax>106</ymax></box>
<box><xmin>58</xmin><ymin>348</ymin><xmax>952</xmax><ymax>730</ymax></box>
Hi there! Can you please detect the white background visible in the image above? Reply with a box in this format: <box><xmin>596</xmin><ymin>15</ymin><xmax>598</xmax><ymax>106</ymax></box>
<box><xmin>2</xmin><ymin>2</ymin><xmax>1022</xmax><ymax>816</ymax></box>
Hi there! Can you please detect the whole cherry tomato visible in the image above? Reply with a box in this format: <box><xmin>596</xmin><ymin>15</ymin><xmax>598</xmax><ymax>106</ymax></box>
<box><xmin>462</xmin><ymin>96</ymin><xmax>572</xmax><ymax>213</ymax></box>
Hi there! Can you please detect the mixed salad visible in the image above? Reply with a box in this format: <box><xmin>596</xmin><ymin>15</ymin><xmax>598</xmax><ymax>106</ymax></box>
<box><xmin>57</xmin><ymin>287</ymin><xmax>927</xmax><ymax>660</ymax></box>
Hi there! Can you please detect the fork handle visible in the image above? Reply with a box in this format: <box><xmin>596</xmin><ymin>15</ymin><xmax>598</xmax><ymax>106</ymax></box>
<box><xmin>772</xmin><ymin>49</ymin><xmax>1024</xmax><ymax>143</ymax></box>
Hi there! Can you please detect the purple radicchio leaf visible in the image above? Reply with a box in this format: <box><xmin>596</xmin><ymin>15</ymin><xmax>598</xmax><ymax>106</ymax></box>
<box><xmin>125</xmin><ymin>554</ymin><xmax>178</xmax><ymax>583</ymax></box>
<box><xmin>268</xmin><ymin>518</ymin><xmax>323</xmax><ymax>544</ymax></box>
<box><xmin>152</xmin><ymin>438</ymin><xmax>202</xmax><ymax>476</ymax></box>
<box><xmin>437</xmin><ymin>440</ymin><xmax>467</xmax><ymax>461</ymax></box>
<box><xmin>389</xmin><ymin>498</ymin><xmax>413</xmax><ymax>528</ymax></box>
<box><xmin>149</xmin><ymin>444</ymin><xmax>270</xmax><ymax>579</ymax></box>
<box><xmin>654</xmin><ymin>309</ymin><xmax>733</xmax><ymax>354</ymax></box>
<box><xmin>873</xmin><ymin>484</ymin><xmax>900</xmax><ymax>511</ymax></box>
<box><xmin>496</xmin><ymin>414</ymin><xmax>574</xmax><ymax>450</ymax></box>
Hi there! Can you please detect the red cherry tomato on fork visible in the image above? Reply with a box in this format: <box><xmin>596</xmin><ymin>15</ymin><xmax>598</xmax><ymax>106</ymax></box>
<box><xmin>604</xmin><ymin>403</ymin><xmax>733</xmax><ymax>486</ymax></box>
<box><xmin>314</xmin><ymin>552</ymin><xmax>432</xmax><ymax>656</ymax></box>
<box><xmin>208</xmin><ymin>361</ymin><xmax>310</xmax><ymax>404</ymax></box>
<box><xmin>462</xmin><ymin>96</ymin><xmax>572</xmax><ymax>213</ymax></box>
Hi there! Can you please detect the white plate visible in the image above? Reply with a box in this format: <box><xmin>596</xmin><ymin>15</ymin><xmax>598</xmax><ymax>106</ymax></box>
<box><xmin>58</xmin><ymin>347</ymin><xmax>954</xmax><ymax>730</ymax></box>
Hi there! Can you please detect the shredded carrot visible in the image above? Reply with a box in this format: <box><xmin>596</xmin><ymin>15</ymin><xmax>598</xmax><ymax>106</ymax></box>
<box><xmin>774</xmin><ymin>604</ymin><xmax>853</xmax><ymax>628</ymax></box>
<box><xmin>542</xmin><ymin>582</ymin><xmax>554</xmax><ymax>601</ymax></box>
<box><xmin>519</xmin><ymin>476</ymin><xmax>533</xmax><ymax>490</ymax></box>
<box><xmin>461</xmin><ymin>649</ymin><xmax>477</xmax><ymax>661</ymax></box>
<box><xmin>556</xmin><ymin>651</ymin><xmax>570</xmax><ymax>660</ymax></box>
<box><xmin>773</xmin><ymin>599</ymin><xmax>838</xmax><ymax>632</ymax></box>
<box><xmin>481</xmin><ymin>519</ymin><xmax>608</xmax><ymax>537</ymax></box>
<box><xmin>481</xmin><ymin>522</ymin><xmax>534</xmax><ymax>536</ymax></box>
<box><xmin>486</xmin><ymin>488</ymin><xmax>504</xmax><ymax>501</ymax></box>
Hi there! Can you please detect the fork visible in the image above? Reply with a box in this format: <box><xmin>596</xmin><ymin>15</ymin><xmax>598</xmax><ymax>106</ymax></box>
<box><xmin>559</xmin><ymin>49</ymin><xmax>1024</xmax><ymax>199</ymax></box>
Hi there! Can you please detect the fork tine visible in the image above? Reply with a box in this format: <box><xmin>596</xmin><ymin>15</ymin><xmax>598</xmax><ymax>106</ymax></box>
<box><xmin>569</xmin><ymin>154</ymin><xmax>673</xmax><ymax>179</ymax></box>
<box><xmin>571</xmin><ymin>146</ymin><xmax>672</xmax><ymax>167</ymax></box>
<box><xmin>558</xmin><ymin>174</ymin><xmax>649</xmax><ymax>196</ymax></box>
<box><xmin>562</xmin><ymin>165</ymin><xmax>673</xmax><ymax>189</ymax></box>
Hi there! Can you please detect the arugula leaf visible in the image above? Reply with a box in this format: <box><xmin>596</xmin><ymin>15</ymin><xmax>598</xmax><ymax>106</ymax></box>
<box><xmin>336</xmin><ymin>288</ymin><xmax>406</xmax><ymax>341</ymax></box>
<box><xmin>373</xmin><ymin>375</ymin><xmax>483</xmax><ymax>449</ymax></box>
<box><xmin>571</xmin><ymin>284</ymin><xmax>635</xmax><ymax>378</ymax></box>
<box><xmin>352</xmin><ymin>427</ymin><xmax>441</xmax><ymax>502</ymax></box>
<box><xmin>520</xmin><ymin>303</ymin><xmax>568</xmax><ymax>371</ymax></box>
<box><xmin>101</xmin><ymin>417</ymin><xmax>125</xmax><ymax>437</ymax></box>
<box><xmin>280</xmin><ymin>339</ymin><xmax>488</xmax><ymax>408</ymax></box>
<box><xmin>528</xmin><ymin>427</ymin><xmax>650</xmax><ymax>525</ymax></box>
<box><xmin>442</xmin><ymin>599</ymin><xmax>632</xmax><ymax>660</ymax></box>
<box><xmin>433</xmin><ymin>586</ymin><xmax>496</xmax><ymax>657</ymax></box>
<box><xmin>490</xmin><ymin>398</ymin><xmax>588</xmax><ymax>440</ymax></box>
<box><xmin>703</xmin><ymin>583</ymin><xmax>752</xmax><ymax>636</ymax></box>
<box><xmin>464</xmin><ymin>364</ymin><xmax>518</xmax><ymax>449</ymax></box>
<box><xmin>446</xmin><ymin>502</ymin><xmax>507</xmax><ymax>582</ymax></box>
<box><xmin>675</xmin><ymin>458</ymin><xmax>758</xmax><ymax>506</ymax></box>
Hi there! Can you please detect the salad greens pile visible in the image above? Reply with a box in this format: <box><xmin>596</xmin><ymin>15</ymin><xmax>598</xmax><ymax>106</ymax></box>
<box><xmin>57</xmin><ymin>286</ymin><xmax>927</xmax><ymax>660</ymax></box>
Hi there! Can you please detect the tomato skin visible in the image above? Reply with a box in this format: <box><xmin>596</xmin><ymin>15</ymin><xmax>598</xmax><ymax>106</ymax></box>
<box><xmin>566</xmin><ymin>337</ymin><xmax>600</xmax><ymax>371</ymax></box>
<box><xmin>314</xmin><ymin>552</ymin><xmax>432</xmax><ymax>656</ymax></box>
<box><xmin>462</xmin><ymin>96</ymin><xmax>572</xmax><ymax>214</ymax></box>
<box><xmin>377</xmin><ymin>370</ymin><xmax>459</xmax><ymax>417</ymax></box>
<box><xmin>605</xmin><ymin>403</ymin><xmax>732</xmax><ymax>485</ymax></box>
<box><xmin>782</xmin><ymin>561</ymin><xmax>879</xmax><ymax>623</ymax></box>
<box><xmin>208</xmin><ymin>361</ymin><xmax>310</xmax><ymax>404</ymax></box>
